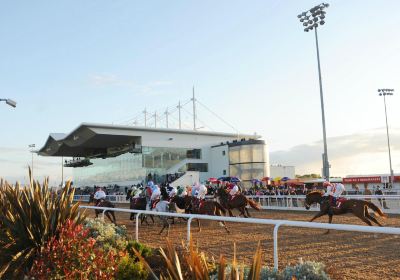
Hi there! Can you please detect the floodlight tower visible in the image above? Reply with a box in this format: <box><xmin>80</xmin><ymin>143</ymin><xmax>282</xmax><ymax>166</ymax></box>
<box><xmin>378</xmin><ymin>88</ymin><xmax>395</xmax><ymax>187</ymax></box>
<box><xmin>298</xmin><ymin>3</ymin><xmax>330</xmax><ymax>180</ymax></box>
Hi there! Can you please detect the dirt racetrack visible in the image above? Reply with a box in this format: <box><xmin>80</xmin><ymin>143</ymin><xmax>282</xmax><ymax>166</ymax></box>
<box><xmin>85</xmin><ymin>205</ymin><xmax>400</xmax><ymax>280</ymax></box>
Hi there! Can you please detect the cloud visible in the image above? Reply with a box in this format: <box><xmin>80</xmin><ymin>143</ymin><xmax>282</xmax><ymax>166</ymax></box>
<box><xmin>270</xmin><ymin>128</ymin><xmax>400</xmax><ymax>177</ymax></box>
<box><xmin>89</xmin><ymin>74</ymin><xmax>173</xmax><ymax>95</ymax></box>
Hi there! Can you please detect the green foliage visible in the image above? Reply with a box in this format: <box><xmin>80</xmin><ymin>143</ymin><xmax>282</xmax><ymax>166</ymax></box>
<box><xmin>116</xmin><ymin>255</ymin><xmax>149</xmax><ymax>280</ymax></box>
<box><xmin>84</xmin><ymin>217</ymin><xmax>128</xmax><ymax>251</ymax></box>
<box><xmin>282</xmin><ymin>260</ymin><xmax>330</xmax><ymax>280</ymax></box>
<box><xmin>136</xmin><ymin>239</ymin><xmax>330</xmax><ymax>280</ymax></box>
<box><xmin>0</xmin><ymin>170</ymin><xmax>85</xmax><ymax>279</ymax></box>
<box><xmin>126</xmin><ymin>240</ymin><xmax>153</xmax><ymax>260</ymax></box>
<box><xmin>29</xmin><ymin>219</ymin><xmax>119</xmax><ymax>280</ymax></box>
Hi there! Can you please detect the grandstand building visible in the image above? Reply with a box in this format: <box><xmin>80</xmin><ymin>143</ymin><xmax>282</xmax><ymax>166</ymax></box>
<box><xmin>39</xmin><ymin>123</ymin><xmax>269</xmax><ymax>187</ymax></box>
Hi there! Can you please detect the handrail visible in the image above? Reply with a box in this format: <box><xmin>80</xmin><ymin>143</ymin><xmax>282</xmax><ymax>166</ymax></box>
<box><xmin>79</xmin><ymin>205</ymin><xmax>400</xmax><ymax>270</ymax></box>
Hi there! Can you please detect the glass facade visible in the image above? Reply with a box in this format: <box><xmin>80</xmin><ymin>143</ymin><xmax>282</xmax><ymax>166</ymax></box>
<box><xmin>228</xmin><ymin>142</ymin><xmax>268</xmax><ymax>183</ymax></box>
<box><xmin>73</xmin><ymin>146</ymin><xmax>201</xmax><ymax>186</ymax></box>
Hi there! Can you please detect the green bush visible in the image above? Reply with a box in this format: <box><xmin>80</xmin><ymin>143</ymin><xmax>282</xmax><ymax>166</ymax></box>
<box><xmin>126</xmin><ymin>240</ymin><xmax>153</xmax><ymax>260</ymax></box>
<box><xmin>0</xmin><ymin>172</ymin><xmax>85</xmax><ymax>279</ymax></box>
<box><xmin>116</xmin><ymin>255</ymin><xmax>149</xmax><ymax>280</ymax></box>
<box><xmin>282</xmin><ymin>260</ymin><xmax>330</xmax><ymax>280</ymax></box>
<box><xmin>84</xmin><ymin>217</ymin><xmax>128</xmax><ymax>251</ymax></box>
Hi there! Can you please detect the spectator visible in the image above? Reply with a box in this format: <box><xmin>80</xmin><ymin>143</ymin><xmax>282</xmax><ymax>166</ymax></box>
<box><xmin>375</xmin><ymin>186</ymin><xmax>389</xmax><ymax>209</ymax></box>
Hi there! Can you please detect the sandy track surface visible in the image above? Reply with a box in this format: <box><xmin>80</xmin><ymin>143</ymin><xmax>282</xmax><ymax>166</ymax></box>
<box><xmin>84</xmin><ymin>204</ymin><xmax>400</xmax><ymax>280</ymax></box>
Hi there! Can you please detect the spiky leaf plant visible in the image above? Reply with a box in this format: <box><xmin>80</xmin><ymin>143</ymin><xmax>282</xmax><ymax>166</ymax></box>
<box><xmin>0</xmin><ymin>168</ymin><xmax>85</xmax><ymax>279</ymax></box>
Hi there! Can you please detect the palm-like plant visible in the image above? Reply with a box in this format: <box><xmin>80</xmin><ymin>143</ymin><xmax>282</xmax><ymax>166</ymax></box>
<box><xmin>0</xmin><ymin>169</ymin><xmax>85</xmax><ymax>279</ymax></box>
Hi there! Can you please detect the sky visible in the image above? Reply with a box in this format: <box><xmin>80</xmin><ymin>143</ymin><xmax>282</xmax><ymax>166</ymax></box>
<box><xmin>0</xmin><ymin>0</ymin><xmax>399</xmax><ymax>184</ymax></box>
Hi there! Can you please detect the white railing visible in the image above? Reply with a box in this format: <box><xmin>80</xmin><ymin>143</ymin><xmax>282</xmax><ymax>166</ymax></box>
<box><xmin>79</xmin><ymin>205</ymin><xmax>400</xmax><ymax>270</ymax></box>
<box><xmin>75</xmin><ymin>194</ymin><xmax>400</xmax><ymax>213</ymax></box>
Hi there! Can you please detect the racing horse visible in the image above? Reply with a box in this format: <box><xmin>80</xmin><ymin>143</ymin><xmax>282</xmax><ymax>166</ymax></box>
<box><xmin>185</xmin><ymin>197</ymin><xmax>230</xmax><ymax>233</ymax></box>
<box><xmin>126</xmin><ymin>190</ymin><xmax>154</xmax><ymax>225</ymax></box>
<box><xmin>215</xmin><ymin>187</ymin><xmax>261</xmax><ymax>217</ymax></box>
<box><xmin>88</xmin><ymin>193</ymin><xmax>117</xmax><ymax>224</ymax></box>
<box><xmin>304</xmin><ymin>191</ymin><xmax>386</xmax><ymax>233</ymax></box>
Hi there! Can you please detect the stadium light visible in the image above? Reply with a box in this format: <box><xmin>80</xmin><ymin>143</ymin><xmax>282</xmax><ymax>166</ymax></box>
<box><xmin>0</xmin><ymin>98</ymin><xmax>17</xmax><ymax>108</ymax></box>
<box><xmin>297</xmin><ymin>3</ymin><xmax>330</xmax><ymax>180</ymax></box>
<box><xmin>378</xmin><ymin>88</ymin><xmax>395</xmax><ymax>187</ymax></box>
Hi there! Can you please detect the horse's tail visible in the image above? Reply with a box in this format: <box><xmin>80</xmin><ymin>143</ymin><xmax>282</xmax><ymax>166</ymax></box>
<box><xmin>247</xmin><ymin>198</ymin><xmax>261</xmax><ymax>211</ymax></box>
<box><xmin>214</xmin><ymin>201</ymin><xmax>227</xmax><ymax>216</ymax></box>
<box><xmin>366</xmin><ymin>201</ymin><xmax>387</xmax><ymax>218</ymax></box>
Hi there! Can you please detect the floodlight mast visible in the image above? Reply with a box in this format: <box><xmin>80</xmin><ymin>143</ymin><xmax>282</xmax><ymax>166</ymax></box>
<box><xmin>378</xmin><ymin>88</ymin><xmax>395</xmax><ymax>187</ymax></box>
<box><xmin>0</xmin><ymin>98</ymin><xmax>17</xmax><ymax>108</ymax></box>
<box><xmin>297</xmin><ymin>3</ymin><xmax>330</xmax><ymax>180</ymax></box>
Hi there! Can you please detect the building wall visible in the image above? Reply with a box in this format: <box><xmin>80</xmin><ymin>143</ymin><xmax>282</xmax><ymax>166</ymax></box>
<box><xmin>209</xmin><ymin>145</ymin><xmax>230</xmax><ymax>179</ymax></box>
<box><xmin>270</xmin><ymin>165</ymin><xmax>295</xmax><ymax>179</ymax></box>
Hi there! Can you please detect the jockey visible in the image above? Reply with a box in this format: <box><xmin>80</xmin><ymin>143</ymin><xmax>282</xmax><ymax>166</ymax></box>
<box><xmin>191</xmin><ymin>183</ymin><xmax>200</xmax><ymax>197</ymax></box>
<box><xmin>197</xmin><ymin>184</ymin><xmax>207</xmax><ymax>200</ymax></box>
<box><xmin>332</xmin><ymin>182</ymin><xmax>345</xmax><ymax>207</ymax></box>
<box><xmin>130</xmin><ymin>186</ymin><xmax>141</xmax><ymax>198</ymax></box>
<box><xmin>168</xmin><ymin>185</ymin><xmax>177</xmax><ymax>198</ymax></box>
<box><xmin>323</xmin><ymin>181</ymin><xmax>345</xmax><ymax>211</ymax></box>
<box><xmin>94</xmin><ymin>187</ymin><xmax>106</xmax><ymax>206</ymax></box>
<box><xmin>229</xmin><ymin>183</ymin><xmax>239</xmax><ymax>200</ymax></box>
<box><xmin>150</xmin><ymin>184</ymin><xmax>161</xmax><ymax>209</ymax></box>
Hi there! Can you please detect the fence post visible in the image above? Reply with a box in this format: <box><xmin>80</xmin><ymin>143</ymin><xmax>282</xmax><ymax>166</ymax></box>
<box><xmin>136</xmin><ymin>213</ymin><xmax>142</xmax><ymax>242</ymax></box>
<box><xmin>187</xmin><ymin>217</ymin><xmax>194</xmax><ymax>247</ymax></box>
<box><xmin>102</xmin><ymin>209</ymin><xmax>106</xmax><ymax>220</ymax></box>
<box><xmin>273</xmin><ymin>222</ymin><xmax>285</xmax><ymax>270</ymax></box>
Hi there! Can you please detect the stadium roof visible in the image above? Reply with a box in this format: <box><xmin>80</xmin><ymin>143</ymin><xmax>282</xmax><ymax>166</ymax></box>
<box><xmin>38</xmin><ymin>123</ymin><xmax>259</xmax><ymax>158</ymax></box>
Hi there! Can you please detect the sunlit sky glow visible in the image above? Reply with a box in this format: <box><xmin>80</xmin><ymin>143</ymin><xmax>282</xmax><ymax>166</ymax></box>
<box><xmin>0</xmin><ymin>0</ymin><xmax>399</xmax><ymax>184</ymax></box>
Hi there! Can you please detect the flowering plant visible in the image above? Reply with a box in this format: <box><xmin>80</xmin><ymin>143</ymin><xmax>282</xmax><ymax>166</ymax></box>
<box><xmin>29</xmin><ymin>219</ymin><xmax>121</xmax><ymax>280</ymax></box>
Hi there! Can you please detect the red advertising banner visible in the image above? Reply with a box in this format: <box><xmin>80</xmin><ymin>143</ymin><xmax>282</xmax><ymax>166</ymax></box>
<box><xmin>395</xmin><ymin>176</ymin><xmax>400</xmax><ymax>182</ymax></box>
<box><xmin>343</xmin><ymin>176</ymin><xmax>381</xmax><ymax>183</ymax></box>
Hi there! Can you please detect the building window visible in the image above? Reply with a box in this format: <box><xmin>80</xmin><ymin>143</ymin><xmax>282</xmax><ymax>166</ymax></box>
<box><xmin>222</xmin><ymin>150</ymin><xmax>226</xmax><ymax>156</ymax></box>
<box><xmin>187</xmin><ymin>149</ymin><xmax>201</xmax><ymax>159</ymax></box>
<box><xmin>186</xmin><ymin>163</ymin><xmax>208</xmax><ymax>172</ymax></box>
<box><xmin>223</xmin><ymin>169</ymin><xmax>226</xmax><ymax>175</ymax></box>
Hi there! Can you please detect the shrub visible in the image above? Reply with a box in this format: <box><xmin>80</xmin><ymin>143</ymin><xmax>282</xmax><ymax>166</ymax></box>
<box><xmin>126</xmin><ymin>240</ymin><xmax>153</xmax><ymax>260</ymax></box>
<box><xmin>116</xmin><ymin>255</ymin><xmax>149</xmax><ymax>280</ymax></box>
<box><xmin>84</xmin><ymin>217</ymin><xmax>128</xmax><ymax>251</ymax></box>
<box><xmin>282</xmin><ymin>259</ymin><xmax>330</xmax><ymax>280</ymax></box>
<box><xmin>29</xmin><ymin>219</ymin><xmax>120</xmax><ymax>280</ymax></box>
<box><xmin>0</xmin><ymin>171</ymin><xmax>85</xmax><ymax>279</ymax></box>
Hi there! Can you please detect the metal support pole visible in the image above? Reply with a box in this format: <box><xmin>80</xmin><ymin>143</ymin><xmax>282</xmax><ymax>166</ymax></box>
<box><xmin>187</xmin><ymin>217</ymin><xmax>194</xmax><ymax>246</ymax></box>
<box><xmin>136</xmin><ymin>213</ymin><xmax>142</xmax><ymax>241</ymax></box>
<box><xmin>165</xmin><ymin>108</ymin><xmax>169</xmax><ymax>128</ymax></box>
<box><xmin>102</xmin><ymin>209</ymin><xmax>106</xmax><ymax>220</ymax></box>
<box><xmin>273</xmin><ymin>222</ymin><xmax>285</xmax><ymax>270</ymax></box>
<box><xmin>382</xmin><ymin>94</ymin><xmax>394</xmax><ymax>185</ymax></box>
<box><xmin>178</xmin><ymin>101</ymin><xmax>182</xmax><ymax>129</ymax></box>
<box><xmin>143</xmin><ymin>108</ymin><xmax>147</xmax><ymax>127</ymax></box>
<box><xmin>31</xmin><ymin>152</ymin><xmax>34</xmax><ymax>179</ymax></box>
<box><xmin>314</xmin><ymin>27</ymin><xmax>329</xmax><ymax>180</ymax></box>
<box><xmin>192</xmin><ymin>86</ymin><xmax>196</xmax><ymax>131</ymax></box>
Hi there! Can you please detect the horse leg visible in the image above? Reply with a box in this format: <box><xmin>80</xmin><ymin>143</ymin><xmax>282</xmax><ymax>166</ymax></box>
<box><xmin>365</xmin><ymin>211</ymin><xmax>383</xmax><ymax>226</ymax></box>
<box><xmin>309</xmin><ymin>211</ymin><xmax>326</xmax><ymax>222</ymax></box>
<box><xmin>228</xmin><ymin>208</ymin><xmax>235</xmax><ymax>217</ymax></box>
<box><xmin>245</xmin><ymin>207</ymin><xmax>251</xmax><ymax>217</ymax></box>
<box><xmin>324</xmin><ymin>214</ymin><xmax>333</xmax><ymax>235</ymax></box>
<box><xmin>111</xmin><ymin>211</ymin><xmax>117</xmax><ymax>224</ymax></box>
<box><xmin>239</xmin><ymin>207</ymin><xmax>247</xmax><ymax>218</ymax></box>
<box><xmin>105</xmin><ymin>212</ymin><xmax>113</xmax><ymax>223</ymax></box>
<box><xmin>197</xmin><ymin>219</ymin><xmax>201</xmax><ymax>232</ymax></box>
<box><xmin>354</xmin><ymin>207</ymin><xmax>373</xmax><ymax>226</ymax></box>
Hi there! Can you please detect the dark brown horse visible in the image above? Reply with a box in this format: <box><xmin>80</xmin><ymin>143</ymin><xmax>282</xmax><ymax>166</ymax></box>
<box><xmin>305</xmin><ymin>191</ymin><xmax>386</xmax><ymax>233</ymax></box>
<box><xmin>215</xmin><ymin>187</ymin><xmax>261</xmax><ymax>217</ymax></box>
<box><xmin>126</xmin><ymin>191</ymin><xmax>154</xmax><ymax>224</ymax></box>
<box><xmin>88</xmin><ymin>193</ymin><xmax>117</xmax><ymax>224</ymax></box>
<box><xmin>184</xmin><ymin>196</ymin><xmax>230</xmax><ymax>233</ymax></box>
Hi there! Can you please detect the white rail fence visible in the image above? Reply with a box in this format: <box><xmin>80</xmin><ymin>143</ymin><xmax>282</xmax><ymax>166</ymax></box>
<box><xmin>79</xmin><ymin>205</ymin><xmax>400</xmax><ymax>270</ymax></box>
<box><xmin>75</xmin><ymin>195</ymin><xmax>400</xmax><ymax>214</ymax></box>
